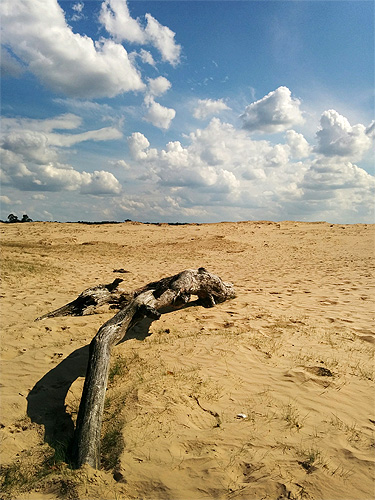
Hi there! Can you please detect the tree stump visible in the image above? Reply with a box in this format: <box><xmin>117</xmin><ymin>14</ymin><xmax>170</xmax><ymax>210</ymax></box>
<box><xmin>37</xmin><ymin>268</ymin><xmax>235</xmax><ymax>469</ymax></box>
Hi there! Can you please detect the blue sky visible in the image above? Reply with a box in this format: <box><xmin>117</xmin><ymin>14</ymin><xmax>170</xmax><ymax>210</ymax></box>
<box><xmin>1</xmin><ymin>0</ymin><xmax>374</xmax><ymax>223</ymax></box>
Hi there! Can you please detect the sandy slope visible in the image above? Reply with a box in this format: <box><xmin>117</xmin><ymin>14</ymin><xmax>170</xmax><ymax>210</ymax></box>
<box><xmin>0</xmin><ymin>221</ymin><xmax>374</xmax><ymax>500</ymax></box>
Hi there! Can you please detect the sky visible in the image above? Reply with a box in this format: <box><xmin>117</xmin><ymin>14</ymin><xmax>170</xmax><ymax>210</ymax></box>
<box><xmin>1</xmin><ymin>0</ymin><xmax>374</xmax><ymax>223</ymax></box>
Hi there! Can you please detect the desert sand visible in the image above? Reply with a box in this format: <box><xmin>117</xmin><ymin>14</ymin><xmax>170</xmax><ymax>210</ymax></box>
<box><xmin>0</xmin><ymin>220</ymin><xmax>374</xmax><ymax>500</ymax></box>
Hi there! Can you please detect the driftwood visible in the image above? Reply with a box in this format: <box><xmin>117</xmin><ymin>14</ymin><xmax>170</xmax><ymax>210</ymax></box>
<box><xmin>35</xmin><ymin>278</ymin><xmax>128</xmax><ymax>320</ymax></box>
<box><xmin>37</xmin><ymin>268</ymin><xmax>235</xmax><ymax>469</ymax></box>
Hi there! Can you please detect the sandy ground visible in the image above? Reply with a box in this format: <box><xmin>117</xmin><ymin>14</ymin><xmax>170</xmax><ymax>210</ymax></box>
<box><xmin>0</xmin><ymin>220</ymin><xmax>374</xmax><ymax>500</ymax></box>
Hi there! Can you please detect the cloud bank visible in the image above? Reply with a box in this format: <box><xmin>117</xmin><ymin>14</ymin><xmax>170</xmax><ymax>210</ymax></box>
<box><xmin>1</xmin><ymin>114</ymin><xmax>122</xmax><ymax>195</ymax></box>
<box><xmin>121</xmin><ymin>89</ymin><xmax>374</xmax><ymax>223</ymax></box>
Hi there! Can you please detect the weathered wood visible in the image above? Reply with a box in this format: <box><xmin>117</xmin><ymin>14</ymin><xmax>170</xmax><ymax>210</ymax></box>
<box><xmin>38</xmin><ymin>268</ymin><xmax>235</xmax><ymax>469</ymax></box>
<box><xmin>35</xmin><ymin>278</ymin><xmax>126</xmax><ymax>320</ymax></box>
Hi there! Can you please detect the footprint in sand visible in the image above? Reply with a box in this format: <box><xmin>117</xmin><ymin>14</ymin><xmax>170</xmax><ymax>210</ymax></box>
<box><xmin>285</xmin><ymin>366</ymin><xmax>334</xmax><ymax>388</ymax></box>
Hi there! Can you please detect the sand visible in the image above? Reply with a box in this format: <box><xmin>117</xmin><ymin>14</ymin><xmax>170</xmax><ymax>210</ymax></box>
<box><xmin>0</xmin><ymin>220</ymin><xmax>374</xmax><ymax>500</ymax></box>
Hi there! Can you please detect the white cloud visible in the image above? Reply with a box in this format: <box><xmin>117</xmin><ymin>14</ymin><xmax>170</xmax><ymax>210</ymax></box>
<box><xmin>127</xmin><ymin>132</ymin><xmax>151</xmax><ymax>160</ymax></box>
<box><xmin>1</xmin><ymin>150</ymin><xmax>122</xmax><ymax>195</ymax></box>
<box><xmin>0</xmin><ymin>195</ymin><xmax>12</xmax><ymax>205</ymax></box>
<box><xmin>1</xmin><ymin>132</ymin><xmax>57</xmax><ymax>164</ymax></box>
<box><xmin>71</xmin><ymin>2</ymin><xmax>85</xmax><ymax>22</ymax></box>
<box><xmin>193</xmin><ymin>98</ymin><xmax>230</xmax><ymax>120</ymax></box>
<box><xmin>286</xmin><ymin>130</ymin><xmax>311</xmax><ymax>159</ymax></box>
<box><xmin>72</xmin><ymin>2</ymin><xmax>84</xmax><ymax>13</ymax></box>
<box><xmin>144</xmin><ymin>98</ymin><xmax>176</xmax><ymax>130</ymax></box>
<box><xmin>0</xmin><ymin>114</ymin><xmax>123</xmax><ymax>195</ymax></box>
<box><xmin>120</xmin><ymin>116</ymin><xmax>374</xmax><ymax>223</ymax></box>
<box><xmin>99</xmin><ymin>0</ymin><xmax>181</xmax><ymax>66</ymax></box>
<box><xmin>139</xmin><ymin>49</ymin><xmax>156</xmax><ymax>67</ymax></box>
<box><xmin>316</xmin><ymin>109</ymin><xmax>373</xmax><ymax>159</ymax></box>
<box><xmin>144</xmin><ymin>13</ymin><xmax>181</xmax><ymax>66</ymax></box>
<box><xmin>80</xmin><ymin>170</ymin><xmax>121</xmax><ymax>195</ymax></box>
<box><xmin>301</xmin><ymin>157</ymin><xmax>375</xmax><ymax>192</ymax></box>
<box><xmin>99</xmin><ymin>0</ymin><xmax>145</xmax><ymax>44</ymax></box>
<box><xmin>1</xmin><ymin>114</ymin><xmax>122</xmax><ymax>151</ymax></box>
<box><xmin>147</xmin><ymin>76</ymin><xmax>172</xmax><ymax>97</ymax></box>
<box><xmin>145</xmin><ymin>14</ymin><xmax>181</xmax><ymax>66</ymax></box>
<box><xmin>110</xmin><ymin>159</ymin><xmax>130</xmax><ymax>170</ymax></box>
<box><xmin>47</xmin><ymin>126</ymin><xmax>122</xmax><ymax>147</ymax></box>
<box><xmin>1</xmin><ymin>114</ymin><xmax>82</xmax><ymax>134</ymax></box>
<box><xmin>0</xmin><ymin>0</ymin><xmax>145</xmax><ymax>98</ymax></box>
<box><xmin>240</xmin><ymin>86</ymin><xmax>304</xmax><ymax>133</ymax></box>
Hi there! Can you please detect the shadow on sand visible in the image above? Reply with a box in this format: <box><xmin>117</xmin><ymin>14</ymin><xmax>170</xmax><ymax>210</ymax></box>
<box><xmin>26</xmin><ymin>316</ymin><xmax>156</xmax><ymax>456</ymax></box>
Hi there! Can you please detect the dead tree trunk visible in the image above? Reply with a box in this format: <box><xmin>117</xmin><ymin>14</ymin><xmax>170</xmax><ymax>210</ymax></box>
<box><xmin>37</xmin><ymin>268</ymin><xmax>235</xmax><ymax>469</ymax></box>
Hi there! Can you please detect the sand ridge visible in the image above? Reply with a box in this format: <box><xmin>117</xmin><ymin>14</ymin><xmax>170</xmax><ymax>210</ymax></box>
<box><xmin>0</xmin><ymin>221</ymin><xmax>374</xmax><ymax>499</ymax></box>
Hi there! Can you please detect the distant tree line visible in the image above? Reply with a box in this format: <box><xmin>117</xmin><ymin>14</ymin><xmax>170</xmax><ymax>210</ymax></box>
<box><xmin>5</xmin><ymin>213</ymin><xmax>33</xmax><ymax>223</ymax></box>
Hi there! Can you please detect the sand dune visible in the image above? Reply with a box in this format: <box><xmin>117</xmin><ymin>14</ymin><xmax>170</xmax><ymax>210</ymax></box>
<box><xmin>0</xmin><ymin>221</ymin><xmax>374</xmax><ymax>499</ymax></box>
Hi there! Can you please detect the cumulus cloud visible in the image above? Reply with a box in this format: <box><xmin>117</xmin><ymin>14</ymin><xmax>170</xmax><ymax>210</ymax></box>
<box><xmin>99</xmin><ymin>0</ymin><xmax>145</xmax><ymax>44</ymax></box>
<box><xmin>301</xmin><ymin>157</ymin><xmax>375</xmax><ymax>192</ymax></box>
<box><xmin>99</xmin><ymin>0</ymin><xmax>181</xmax><ymax>66</ymax></box>
<box><xmin>1</xmin><ymin>132</ymin><xmax>58</xmax><ymax>165</ymax></box>
<box><xmin>126</xmin><ymin>118</ymin><xmax>292</xmax><ymax>201</ymax></box>
<box><xmin>120</xmin><ymin>116</ymin><xmax>374</xmax><ymax>223</ymax></box>
<box><xmin>1</xmin><ymin>149</ymin><xmax>122</xmax><ymax>195</ymax></box>
<box><xmin>144</xmin><ymin>13</ymin><xmax>181</xmax><ymax>66</ymax></box>
<box><xmin>147</xmin><ymin>76</ymin><xmax>172</xmax><ymax>97</ymax></box>
<box><xmin>0</xmin><ymin>195</ymin><xmax>12</xmax><ymax>205</ymax></box>
<box><xmin>286</xmin><ymin>130</ymin><xmax>311</xmax><ymax>159</ymax></box>
<box><xmin>139</xmin><ymin>49</ymin><xmax>156</xmax><ymax>67</ymax></box>
<box><xmin>80</xmin><ymin>170</ymin><xmax>121</xmax><ymax>194</ymax></box>
<box><xmin>240</xmin><ymin>86</ymin><xmax>304</xmax><ymax>133</ymax></box>
<box><xmin>127</xmin><ymin>132</ymin><xmax>152</xmax><ymax>160</ymax></box>
<box><xmin>0</xmin><ymin>114</ymin><xmax>123</xmax><ymax>195</ymax></box>
<box><xmin>144</xmin><ymin>98</ymin><xmax>176</xmax><ymax>130</ymax></box>
<box><xmin>110</xmin><ymin>159</ymin><xmax>130</xmax><ymax>170</ymax></box>
<box><xmin>193</xmin><ymin>99</ymin><xmax>230</xmax><ymax>120</ymax></box>
<box><xmin>316</xmin><ymin>109</ymin><xmax>373</xmax><ymax>159</ymax></box>
<box><xmin>0</xmin><ymin>0</ymin><xmax>145</xmax><ymax>98</ymax></box>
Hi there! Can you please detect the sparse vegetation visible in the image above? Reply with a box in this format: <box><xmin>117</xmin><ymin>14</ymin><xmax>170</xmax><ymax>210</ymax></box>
<box><xmin>281</xmin><ymin>402</ymin><xmax>307</xmax><ymax>431</ymax></box>
<box><xmin>1</xmin><ymin>257</ymin><xmax>59</xmax><ymax>276</ymax></box>
<box><xmin>297</xmin><ymin>447</ymin><xmax>323</xmax><ymax>473</ymax></box>
<box><xmin>108</xmin><ymin>354</ymin><xmax>129</xmax><ymax>385</ymax></box>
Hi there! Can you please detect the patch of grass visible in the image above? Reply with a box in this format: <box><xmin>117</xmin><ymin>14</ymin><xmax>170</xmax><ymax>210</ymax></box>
<box><xmin>101</xmin><ymin>422</ymin><xmax>125</xmax><ymax>470</ymax></box>
<box><xmin>329</xmin><ymin>415</ymin><xmax>362</xmax><ymax>444</ymax></box>
<box><xmin>0</xmin><ymin>444</ymin><xmax>75</xmax><ymax>499</ymax></box>
<box><xmin>108</xmin><ymin>355</ymin><xmax>128</xmax><ymax>385</ymax></box>
<box><xmin>1</xmin><ymin>257</ymin><xmax>60</xmax><ymax>276</ymax></box>
<box><xmin>49</xmin><ymin>439</ymin><xmax>73</xmax><ymax>466</ymax></box>
<box><xmin>297</xmin><ymin>447</ymin><xmax>323</xmax><ymax>473</ymax></box>
<box><xmin>281</xmin><ymin>402</ymin><xmax>307</xmax><ymax>431</ymax></box>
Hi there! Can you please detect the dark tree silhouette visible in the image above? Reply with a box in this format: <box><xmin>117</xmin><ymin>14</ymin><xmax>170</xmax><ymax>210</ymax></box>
<box><xmin>21</xmin><ymin>214</ymin><xmax>33</xmax><ymax>222</ymax></box>
<box><xmin>7</xmin><ymin>213</ymin><xmax>19</xmax><ymax>223</ymax></box>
